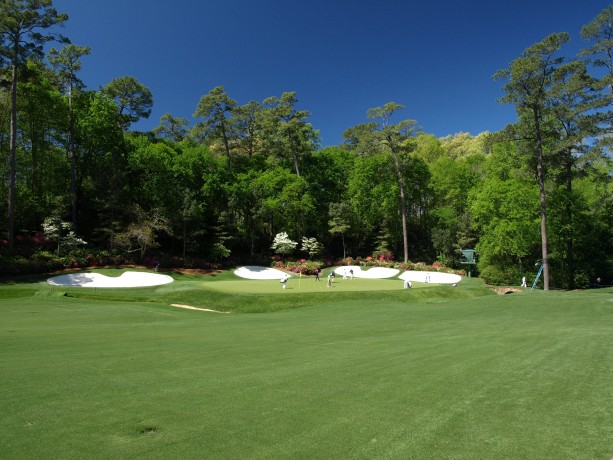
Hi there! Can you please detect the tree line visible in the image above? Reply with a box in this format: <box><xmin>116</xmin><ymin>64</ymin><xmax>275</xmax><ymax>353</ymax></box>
<box><xmin>1</xmin><ymin>1</ymin><xmax>612</xmax><ymax>288</ymax></box>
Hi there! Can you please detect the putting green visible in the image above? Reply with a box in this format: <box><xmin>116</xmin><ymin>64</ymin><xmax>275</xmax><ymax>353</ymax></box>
<box><xmin>202</xmin><ymin>276</ymin><xmax>434</xmax><ymax>294</ymax></box>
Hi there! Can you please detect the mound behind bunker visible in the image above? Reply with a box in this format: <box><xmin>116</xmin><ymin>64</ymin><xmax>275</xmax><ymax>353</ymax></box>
<box><xmin>47</xmin><ymin>271</ymin><xmax>174</xmax><ymax>288</ymax></box>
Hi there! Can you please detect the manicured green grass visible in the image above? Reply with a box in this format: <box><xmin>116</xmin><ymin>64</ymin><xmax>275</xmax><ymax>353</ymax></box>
<box><xmin>1</xmin><ymin>270</ymin><xmax>612</xmax><ymax>459</ymax></box>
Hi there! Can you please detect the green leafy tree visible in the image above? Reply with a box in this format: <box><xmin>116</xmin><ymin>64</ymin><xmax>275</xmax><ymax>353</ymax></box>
<box><xmin>253</xmin><ymin>167</ymin><xmax>316</xmax><ymax>238</ymax></box>
<box><xmin>346</xmin><ymin>153</ymin><xmax>397</xmax><ymax>256</ymax></box>
<box><xmin>48</xmin><ymin>43</ymin><xmax>91</xmax><ymax>228</ymax></box>
<box><xmin>209</xmin><ymin>223</ymin><xmax>231</xmax><ymax>261</ymax></box>
<box><xmin>152</xmin><ymin>112</ymin><xmax>189</xmax><ymax>142</ymax></box>
<box><xmin>546</xmin><ymin>58</ymin><xmax>612</xmax><ymax>287</ymax></box>
<box><xmin>343</xmin><ymin>102</ymin><xmax>419</xmax><ymax>262</ymax></box>
<box><xmin>425</xmin><ymin>134</ymin><xmax>486</xmax><ymax>263</ymax></box>
<box><xmin>494</xmin><ymin>33</ymin><xmax>569</xmax><ymax>290</ymax></box>
<box><xmin>169</xmin><ymin>144</ymin><xmax>218</xmax><ymax>259</ymax></box>
<box><xmin>0</xmin><ymin>0</ymin><xmax>67</xmax><ymax>248</ymax></box>
<box><xmin>76</xmin><ymin>91</ymin><xmax>127</xmax><ymax>245</ymax></box>
<box><xmin>569</xmin><ymin>158</ymin><xmax>613</xmax><ymax>282</ymax></box>
<box><xmin>178</xmin><ymin>190</ymin><xmax>204</xmax><ymax>261</ymax></box>
<box><xmin>225</xmin><ymin>169</ymin><xmax>262</xmax><ymax>257</ymax></box>
<box><xmin>413</xmin><ymin>133</ymin><xmax>446</xmax><ymax>163</ymax></box>
<box><xmin>328</xmin><ymin>202</ymin><xmax>352</xmax><ymax>259</ymax></box>
<box><xmin>102</xmin><ymin>75</ymin><xmax>153</xmax><ymax>131</ymax></box>
<box><xmin>124</xmin><ymin>135</ymin><xmax>179</xmax><ymax>216</ymax></box>
<box><xmin>192</xmin><ymin>86</ymin><xmax>237</xmax><ymax>161</ymax></box>
<box><xmin>580</xmin><ymin>5</ymin><xmax>613</xmax><ymax>93</ymax></box>
<box><xmin>470</xmin><ymin>176</ymin><xmax>541</xmax><ymax>284</ymax></box>
<box><xmin>232</xmin><ymin>100</ymin><xmax>263</xmax><ymax>160</ymax></box>
<box><xmin>429</xmin><ymin>156</ymin><xmax>474</xmax><ymax>261</ymax></box>
<box><xmin>17</xmin><ymin>60</ymin><xmax>67</xmax><ymax>229</ymax></box>
<box><xmin>262</xmin><ymin>92</ymin><xmax>319</xmax><ymax>177</ymax></box>
<box><xmin>300</xmin><ymin>146</ymin><xmax>356</xmax><ymax>241</ymax></box>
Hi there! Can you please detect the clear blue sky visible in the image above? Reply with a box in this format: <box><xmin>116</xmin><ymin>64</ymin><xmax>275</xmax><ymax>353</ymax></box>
<box><xmin>52</xmin><ymin>0</ymin><xmax>611</xmax><ymax>147</ymax></box>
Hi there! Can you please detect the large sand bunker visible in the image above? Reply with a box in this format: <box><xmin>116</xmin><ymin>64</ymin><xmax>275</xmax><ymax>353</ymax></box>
<box><xmin>334</xmin><ymin>266</ymin><xmax>400</xmax><ymax>279</ymax></box>
<box><xmin>234</xmin><ymin>266</ymin><xmax>290</xmax><ymax>280</ymax></box>
<box><xmin>47</xmin><ymin>271</ymin><xmax>174</xmax><ymax>288</ymax></box>
<box><xmin>398</xmin><ymin>271</ymin><xmax>462</xmax><ymax>285</ymax></box>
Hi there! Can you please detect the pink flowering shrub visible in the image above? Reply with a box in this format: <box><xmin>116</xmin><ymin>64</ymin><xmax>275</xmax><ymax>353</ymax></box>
<box><xmin>271</xmin><ymin>259</ymin><xmax>323</xmax><ymax>275</ymax></box>
<box><xmin>339</xmin><ymin>257</ymin><xmax>356</xmax><ymax>266</ymax></box>
<box><xmin>268</xmin><ymin>254</ymin><xmax>465</xmax><ymax>277</ymax></box>
<box><xmin>373</xmin><ymin>251</ymin><xmax>394</xmax><ymax>262</ymax></box>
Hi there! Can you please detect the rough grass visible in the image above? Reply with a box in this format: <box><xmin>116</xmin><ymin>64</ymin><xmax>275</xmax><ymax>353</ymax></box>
<box><xmin>1</xmin><ymin>269</ymin><xmax>612</xmax><ymax>459</ymax></box>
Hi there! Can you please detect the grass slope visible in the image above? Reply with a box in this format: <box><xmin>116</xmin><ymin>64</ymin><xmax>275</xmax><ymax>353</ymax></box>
<box><xmin>1</xmin><ymin>270</ymin><xmax>612</xmax><ymax>458</ymax></box>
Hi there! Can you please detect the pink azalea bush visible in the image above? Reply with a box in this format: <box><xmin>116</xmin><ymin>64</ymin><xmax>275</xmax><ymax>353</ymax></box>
<box><xmin>270</xmin><ymin>253</ymin><xmax>465</xmax><ymax>277</ymax></box>
<box><xmin>271</xmin><ymin>259</ymin><xmax>322</xmax><ymax>275</ymax></box>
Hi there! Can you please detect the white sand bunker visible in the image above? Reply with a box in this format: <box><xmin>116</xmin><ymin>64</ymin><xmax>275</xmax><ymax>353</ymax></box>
<box><xmin>234</xmin><ymin>266</ymin><xmax>290</xmax><ymax>280</ymax></box>
<box><xmin>334</xmin><ymin>266</ymin><xmax>400</xmax><ymax>279</ymax></box>
<box><xmin>398</xmin><ymin>270</ymin><xmax>462</xmax><ymax>285</ymax></box>
<box><xmin>47</xmin><ymin>271</ymin><xmax>174</xmax><ymax>288</ymax></box>
<box><xmin>171</xmin><ymin>304</ymin><xmax>229</xmax><ymax>313</ymax></box>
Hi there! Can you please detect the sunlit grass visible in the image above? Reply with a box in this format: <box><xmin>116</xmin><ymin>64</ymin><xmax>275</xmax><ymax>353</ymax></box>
<box><xmin>1</xmin><ymin>270</ymin><xmax>612</xmax><ymax>458</ymax></box>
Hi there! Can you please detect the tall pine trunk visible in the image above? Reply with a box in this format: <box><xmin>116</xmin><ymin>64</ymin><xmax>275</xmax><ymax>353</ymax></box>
<box><xmin>7</xmin><ymin>59</ymin><xmax>18</xmax><ymax>250</ymax></box>
<box><xmin>534</xmin><ymin>110</ymin><xmax>550</xmax><ymax>290</ymax></box>
<box><xmin>68</xmin><ymin>86</ymin><xmax>78</xmax><ymax>230</ymax></box>
<box><xmin>391</xmin><ymin>148</ymin><xmax>409</xmax><ymax>263</ymax></box>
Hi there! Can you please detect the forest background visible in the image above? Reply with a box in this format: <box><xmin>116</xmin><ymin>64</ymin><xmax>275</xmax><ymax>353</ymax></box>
<box><xmin>0</xmin><ymin>1</ymin><xmax>612</xmax><ymax>289</ymax></box>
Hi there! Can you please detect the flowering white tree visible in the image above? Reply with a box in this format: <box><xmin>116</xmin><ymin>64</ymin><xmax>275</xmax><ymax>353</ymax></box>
<box><xmin>301</xmin><ymin>236</ymin><xmax>321</xmax><ymax>259</ymax></box>
<box><xmin>271</xmin><ymin>232</ymin><xmax>298</xmax><ymax>255</ymax></box>
<box><xmin>42</xmin><ymin>217</ymin><xmax>87</xmax><ymax>255</ymax></box>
